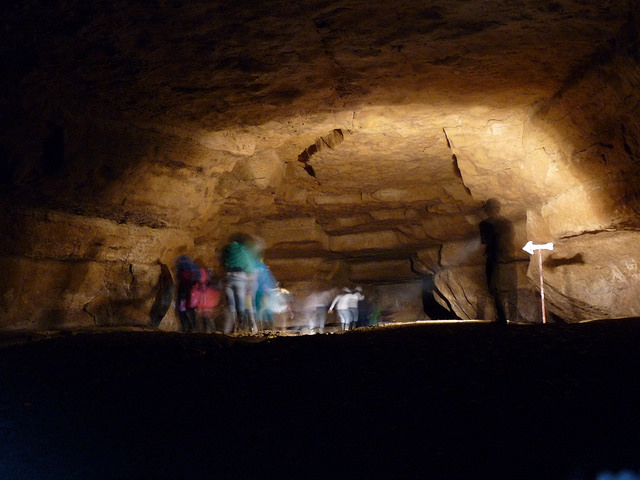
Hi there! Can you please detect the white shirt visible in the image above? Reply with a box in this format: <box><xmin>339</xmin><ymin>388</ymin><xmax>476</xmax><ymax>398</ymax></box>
<box><xmin>329</xmin><ymin>294</ymin><xmax>350</xmax><ymax>310</ymax></box>
<box><xmin>345</xmin><ymin>292</ymin><xmax>364</xmax><ymax>308</ymax></box>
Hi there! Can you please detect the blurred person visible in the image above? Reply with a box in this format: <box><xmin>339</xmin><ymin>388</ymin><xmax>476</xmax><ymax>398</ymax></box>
<box><xmin>357</xmin><ymin>291</ymin><xmax>373</xmax><ymax>328</ymax></box>
<box><xmin>255</xmin><ymin>258</ymin><xmax>279</xmax><ymax>330</ymax></box>
<box><xmin>244</xmin><ymin>235</ymin><xmax>264</xmax><ymax>331</ymax></box>
<box><xmin>175</xmin><ymin>255</ymin><xmax>200</xmax><ymax>333</ymax></box>
<box><xmin>276</xmin><ymin>287</ymin><xmax>294</xmax><ymax>331</ymax></box>
<box><xmin>262</xmin><ymin>287</ymin><xmax>291</xmax><ymax>331</ymax></box>
<box><xmin>221</xmin><ymin>234</ymin><xmax>258</xmax><ymax>333</ymax></box>
<box><xmin>190</xmin><ymin>268</ymin><xmax>222</xmax><ymax>333</ymax></box>
<box><xmin>304</xmin><ymin>289</ymin><xmax>334</xmax><ymax>334</ymax></box>
<box><xmin>346</xmin><ymin>286</ymin><xmax>365</xmax><ymax>330</ymax></box>
<box><xmin>329</xmin><ymin>288</ymin><xmax>352</xmax><ymax>331</ymax></box>
<box><xmin>479</xmin><ymin>198</ymin><xmax>515</xmax><ymax>324</ymax></box>
<box><xmin>369</xmin><ymin>305</ymin><xmax>381</xmax><ymax>326</ymax></box>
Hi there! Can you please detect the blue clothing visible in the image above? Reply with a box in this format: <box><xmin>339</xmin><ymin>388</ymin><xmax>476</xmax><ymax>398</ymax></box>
<box><xmin>337</xmin><ymin>309</ymin><xmax>351</xmax><ymax>325</ymax></box>
<box><xmin>256</xmin><ymin>261</ymin><xmax>277</xmax><ymax>295</ymax></box>
<box><xmin>255</xmin><ymin>261</ymin><xmax>278</xmax><ymax>328</ymax></box>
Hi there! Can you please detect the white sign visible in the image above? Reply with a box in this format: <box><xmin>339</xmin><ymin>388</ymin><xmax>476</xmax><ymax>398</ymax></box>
<box><xmin>522</xmin><ymin>240</ymin><xmax>554</xmax><ymax>324</ymax></box>
<box><xmin>522</xmin><ymin>241</ymin><xmax>554</xmax><ymax>255</ymax></box>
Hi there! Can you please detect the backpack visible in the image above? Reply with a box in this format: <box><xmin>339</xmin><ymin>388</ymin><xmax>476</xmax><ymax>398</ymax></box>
<box><xmin>188</xmin><ymin>268</ymin><xmax>221</xmax><ymax>311</ymax></box>
<box><xmin>198</xmin><ymin>285</ymin><xmax>221</xmax><ymax>311</ymax></box>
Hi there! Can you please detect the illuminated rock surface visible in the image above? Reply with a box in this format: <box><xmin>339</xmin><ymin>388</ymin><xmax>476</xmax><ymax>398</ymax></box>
<box><xmin>1</xmin><ymin>1</ymin><xmax>640</xmax><ymax>327</ymax></box>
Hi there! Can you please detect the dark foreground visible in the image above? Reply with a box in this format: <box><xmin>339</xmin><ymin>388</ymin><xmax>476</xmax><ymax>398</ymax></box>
<box><xmin>1</xmin><ymin>320</ymin><xmax>640</xmax><ymax>480</ymax></box>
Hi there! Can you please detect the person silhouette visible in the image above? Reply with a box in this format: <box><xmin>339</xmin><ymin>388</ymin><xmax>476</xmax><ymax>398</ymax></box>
<box><xmin>479</xmin><ymin>198</ymin><xmax>515</xmax><ymax>324</ymax></box>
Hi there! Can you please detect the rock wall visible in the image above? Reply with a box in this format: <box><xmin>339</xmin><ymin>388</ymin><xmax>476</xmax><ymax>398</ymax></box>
<box><xmin>1</xmin><ymin>1</ymin><xmax>639</xmax><ymax>329</ymax></box>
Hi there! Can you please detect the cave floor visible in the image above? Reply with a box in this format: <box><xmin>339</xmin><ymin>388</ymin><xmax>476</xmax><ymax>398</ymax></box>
<box><xmin>1</xmin><ymin>319</ymin><xmax>640</xmax><ymax>480</ymax></box>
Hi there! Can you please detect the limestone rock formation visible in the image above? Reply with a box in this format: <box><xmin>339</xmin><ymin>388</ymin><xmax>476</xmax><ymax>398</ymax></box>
<box><xmin>1</xmin><ymin>0</ymin><xmax>639</xmax><ymax>328</ymax></box>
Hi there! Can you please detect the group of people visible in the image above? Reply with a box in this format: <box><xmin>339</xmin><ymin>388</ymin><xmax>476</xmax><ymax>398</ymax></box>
<box><xmin>173</xmin><ymin>234</ymin><xmax>288</xmax><ymax>334</ymax></box>
<box><xmin>298</xmin><ymin>286</ymin><xmax>376</xmax><ymax>333</ymax></box>
<box><xmin>328</xmin><ymin>286</ymin><xmax>366</xmax><ymax>331</ymax></box>
<box><xmin>173</xmin><ymin>234</ymin><xmax>381</xmax><ymax>335</ymax></box>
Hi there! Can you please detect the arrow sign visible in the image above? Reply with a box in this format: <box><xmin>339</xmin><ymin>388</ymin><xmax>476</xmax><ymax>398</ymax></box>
<box><xmin>522</xmin><ymin>241</ymin><xmax>554</xmax><ymax>255</ymax></box>
<box><xmin>522</xmin><ymin>240</ymin><xmax>554</xmax><ymax>324</ymax></box>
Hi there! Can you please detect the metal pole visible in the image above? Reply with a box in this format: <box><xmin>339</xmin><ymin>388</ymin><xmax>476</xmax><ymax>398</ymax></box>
<box><xmin>538</xmin><ymin>249</ymin><xmax>546</xmax><ymax>324</ymax></box>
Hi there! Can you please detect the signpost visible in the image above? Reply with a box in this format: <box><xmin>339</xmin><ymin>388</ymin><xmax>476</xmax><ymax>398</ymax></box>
<box><xmin>522</xmin><ymin>241</ymin><xmax>554</xmax><ymax>324</ymax></box>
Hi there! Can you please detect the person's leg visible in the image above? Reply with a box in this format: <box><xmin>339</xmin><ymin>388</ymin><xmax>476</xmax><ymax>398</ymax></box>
<box><xmin>349</xmin><ymin>307</ymin><xmax>358</xmax><ymax>330</ymax></box>
<box><xmin>306</xmin><ymin>307</ymin><xmax>316</xmax><ymax>333</ymax></box>
<box><xmin>176</xmin><ymin>284</ymin><xmax>190</xmax><ymax>332</ymax></box>
<box><xmin>237</xmin><ymin>279</ymin><xmax>248</xmax><ymax>332</ymax></box>
<box><xmin>184</xmin><ymin>308</ymin><xmax>197</xmax><ymax>332</ymax></box>
<box><xmin>210</xmin><ymin>306</ymin><xmax>223</xmax><ymax>333</ymax></box>
<box><xmin>255</xmin><ymin>291</ymin><xmax>264</xmax><ymax>330</ymax></box>
<box><xmin>261</xmin><ymin>303</ymin><xmax>274</xmax><ymax>330</ymax></box>
<box><xmin>338</xmin><ymin>309</ymin><xmax>350</xmax><ymax>330</ymax></box>
<box><xmin>196</xmin><ymin>311</ymin><xmax>207</xmax><ymax>332</ymax></box>
<box><xmin>245</xmin><ymin>273</ymin><xmax>258</xmax><ymax>333</ymax></box>
<box><xmin>200</xmin><ymin>310</ymin><xmax>214</xmax><ymax>333</ymax></box>
<box><xmin>178</xmin><ymin>311</ymin><xmax>190</xmax><ymax>332</ymax></box>
<box><xmin>226</xmin><ymin>272</ymin><xmax>247</xmax><ymax>331</ymax></box>
<box><xmin>225</xmin><ymin>276</ymin><xmax>237</xmax><ymax>322</ymax></box>
<box><xmin>223</xmin><ymin>309</ymin><xmax>236</xmax><ymax>334</ymax></box>
<box><xmin>316</xmin><ymin>306</ymin><xmax>326</xmax><ymax>333</ymax></box>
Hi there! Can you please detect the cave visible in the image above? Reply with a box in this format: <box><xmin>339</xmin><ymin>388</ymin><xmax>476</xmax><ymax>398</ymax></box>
<box><xmin>3</xmin><ymin>0</ymin><xmax>640</xmax><ymax>328</ymax></box>
<box><xmin>2</xmin><ymin>1</ymin><xmax>640</xmax><ymax>479</ymax></box>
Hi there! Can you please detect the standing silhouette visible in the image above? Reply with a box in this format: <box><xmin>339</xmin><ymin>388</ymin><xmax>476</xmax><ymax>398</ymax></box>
<box><xmin>479</xmin><ymin>198</ymin><xmax>516</xmax><ymax>324</ymax></box>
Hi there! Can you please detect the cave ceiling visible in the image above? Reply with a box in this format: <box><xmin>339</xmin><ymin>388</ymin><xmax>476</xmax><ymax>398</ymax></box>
<box><xmin>2</xmin><ymin>0</ymin><xmax>640</xmax><ymax>327</ymax></box>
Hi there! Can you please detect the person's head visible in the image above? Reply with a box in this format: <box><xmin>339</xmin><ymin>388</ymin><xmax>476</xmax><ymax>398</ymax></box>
<box><xmin>176</xmin><ymin>255</ymin><xmax>193</xmax><ymax>270</ymax></box>
<box><xmin>355</xmin><ymin>286</ymin><xmax>363</xmax><ymax>293</ymax></box>
<box><xmin>229</xmin><ymin>232</ymin><xmax>252</xmax><ymax>245</ymax></box>
<box><xmin>177</xmin><ymin>254</ymin><xmax>192</xmax><ymax>264</ymax></box>
<box><xmin>342</xmin><ymin>287</ymin><xmax>351</xmax><ymax>293</ymax></box>
<box><xmin>483</xmin><ymin>198</ymin><xmax>501</xmax><ymax>218</ymax></box>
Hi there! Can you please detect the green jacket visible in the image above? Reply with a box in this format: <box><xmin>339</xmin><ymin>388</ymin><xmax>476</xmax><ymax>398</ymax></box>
<box><xmin>222</xmin><ymin>241</ymin><xmax>257</xmax><ymax>272</ymax></box>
